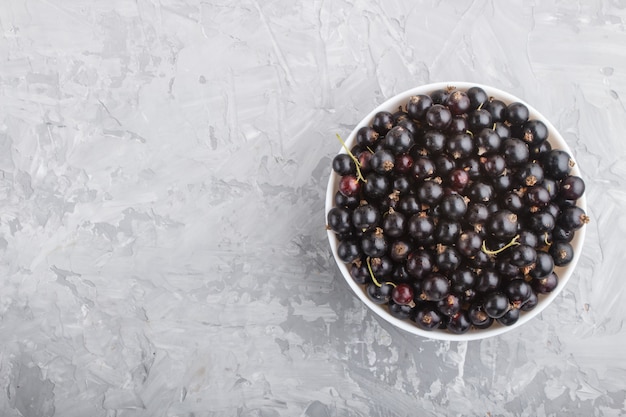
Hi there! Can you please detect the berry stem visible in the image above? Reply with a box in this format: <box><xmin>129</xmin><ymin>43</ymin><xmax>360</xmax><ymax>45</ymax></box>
<box><xmin>336</xmin><ymin>133</ymin><xmax>366</xmax><ymax>182</ymax></box>
<box><xmin>366</xmin><ymin>257</ymin><xmax>382</xmax><ymax>287</ymax></box>
<box><xmin>482</xmin><ymin>235</ymin><xmax>521</xmax><ymax>255</ymax></box>
<box><xmin>543</xmin><ymin>232</ymin><xmax>552</xmax><ymax>246</ymax></box>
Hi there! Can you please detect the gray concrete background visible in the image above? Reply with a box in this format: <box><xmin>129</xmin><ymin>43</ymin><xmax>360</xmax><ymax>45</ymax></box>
<box><xmin>0</xmin><ymin>1</ymin><xmax>624</xmax><ymax>416</ymax></box>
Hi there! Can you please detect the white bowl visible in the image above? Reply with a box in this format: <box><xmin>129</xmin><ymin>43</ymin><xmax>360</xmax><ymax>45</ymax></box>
<box><xmin>325</xmin><ymin>81</ymin><xmax>587</xmax><ymax>341</ymax></box>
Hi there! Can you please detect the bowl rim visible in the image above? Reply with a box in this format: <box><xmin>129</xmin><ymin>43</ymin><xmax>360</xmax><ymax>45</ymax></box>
<box><xmin>325</xmin><ymin>81</ymin><xmax>587</xmax><ymax>341</ymax></box>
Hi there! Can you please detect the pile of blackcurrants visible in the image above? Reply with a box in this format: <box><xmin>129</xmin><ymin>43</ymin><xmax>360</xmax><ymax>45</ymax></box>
<box><xmin>327</xmin><ymin>85</ymin><xmax>589</xmax><ymax>335</ymax></box>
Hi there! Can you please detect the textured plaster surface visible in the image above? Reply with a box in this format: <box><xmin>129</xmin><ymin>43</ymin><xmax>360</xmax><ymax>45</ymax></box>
<box><xmin>0</xmin><ymin>1</ymin><xmax>625</xmax><ymax>416</ymax></box>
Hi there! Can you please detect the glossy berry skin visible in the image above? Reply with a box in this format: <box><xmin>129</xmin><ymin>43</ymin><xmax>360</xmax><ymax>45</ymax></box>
<box><xmin>456</xmin><ymin>231</ymin><xmax>483</xmax><ymax>257</ymax></box>
<box><xmin>529</xmin><ymin>251</ymin><xmax>554</xmax><ymax>279</ymax></box>
<box><xmin>502</xmin><ymin>138</ymin><xmax>530</xmax><ymax>166</ymax></box>
<box><xmin>525</xmin><ymin>185</ymin><xmax>552</xmax><ymax>209</ymax></box>
<box><xmin>407</xmin><ymin>94</ymin><xmax>433</xmax><ymax>120</ymax></box>
<box><xmin>425</xmin><ymin>104</ymin><xmax>452</xmax><ymax>130</ymax></box>
<box><xmin>394</xmin><ymin>154</ymin><xmax>414</xmax><ymax>174</ymax></box>
<box><xmin>413</xmin><ymin>306</ymin><xmax>443</xmax><ymax>330</ymax></box>
<box><xmin>420</xmin><ymin>273</ymin><xmax>451</xmax><ymax>302</ymax></box>
<box><xmin>521</xmin><ymin>291</ymin><xmax>539</xmax><ymax>311</ymax></box>
<box><xmin>412</xmin><ymin>156</ymin><xmax>436</xmax><ymax>181</ymax></box>
<box><xmin>484</xmin><ymin>99</ymin><xmax>507</xmax><ymax>122</ymax></box>
<box><xmin>468</xmin><ymin>304</ymin><xmax>494</xmax><ymax>329</ymax></box>
<box><xmin>334</xmin><ymin>191</ymin><xmax>359</xmax><ymax>209</ymax></box>
<box><xmin>522</xmin><ymin>120</ymin><xmax>548</xmax><ymax>145</ymax></box>
<box><xmin>389</xmin><ymin>239</ymin><xmax>412</xmax><ymax>263</ymax></box>
<box><xmin>408</xmin><ymin>214</ymin><xmax>435</xmax><ymax>243</ymax></box>
<box><xmin>392</xmin><ymin>176</ymin><xmax>412</xmax><ymax>195</ymax></box>
<box><xmin>382</xmin><ymin>210</ymin><xmax>406</xmax><ymax>238</ymax></box>
<box><xmin>449</xmin><ymin>168</ymin><xmax>470</xmax><ymax>192</ymax></box>
<box><xmin>356</xmin><ymin>126</ymin><xmax>379</xmax><ymax>147</ymax></box>
<box><xmin>436</xmin><ymin>246</ymin><xmax>462</xmax><ymax>272</ymax></box>
<box><xmin>497</xmin><ymin>308</ymin><xmax>520</xmax><ymax>326</ymax></box>
<box><xmin>366</xmin><ymin>282</ymin><xmax>394</xmax><ymax>304</ymax></box>
<box><xmin>480</xmin><ymin>153</ymin><xmax>507</xmax><ymax>177</ymax></box>
<box><xmin>370</xmin><ymin>149</ymin><xmax>395</xmax><ymax>174</ymax></box>
<box><xmin>392</xmin><ymin>283</ymin><xmax>414</xmax><ymax>305</ymax></box>
<box><xmin>509</xmin><ymin>244</ymin><xmax>537</xmax><ymax>267</ymax></box>
<box><xmin>528</xmin><ymin>211</ymin><xmax>556</xmax><ymax>233</ymax></box>
<box><xmin>435</xmin><ymin>154</ymin><xmax>456</xmax><ymax>177</ymax></box>
<box><xmin>434</xmin><ymin>294</ymin><xmax>459</xmax><ymax>318</ymax></box>
<box><xmin>352</xmin><ymin>204</ymin><xmax>380</xmax><ymax>230</ymax></box>
<box><xmin>384</xmin><ymin>126</ymin><xmax>415</xmax><ymax>154</ymax></box>
<box><xmin>349</xmin><ymin>261</ymin><xmax>371</xmax><ymax>285</ymax></box>
<box><xmin>363</xmin><ymin>173</ymin><xmax>391</xmax><ymax>200</ymax></box>
<box><xmin>533</xmin><ymin>271</ymin><xmax>559</xmax><ymax>294</ymax></box>
<box><xmin>495</xmin><ymin>258</ymin><xmax>520</xmax><ymax>279</ymax></box>
<box><xmin>327</xmin><ymin>207</ymin><xmax>352</xmax><ymax>234</ymax></box>
<box><xmin>406</xmin><ymin>249</ymin><xmax>434</xmax><ymax>279</ymax></box>
<box><xmin>492</xmin><ymin>174</ymin><xmax>514</xmax><ymax>193</ymax></box>
<box><xmin>422</xmin><ymin>130</ymin><xmax>446</xmax><ymax>155</ymax></box>
<box><xmin>505</xmin><ymin>279</ymin><xmax>533</xmax><ymax>304</ymax></box>
<box><xmin>361</xmin><ymin>228</ymin><xmax>388</xmax><ymax>258</ymax></box>
<box><xmin>518</xmin><ymin>230</ymin><xmax>540</xmax><ymax>248</ymax></box>
<box><xmin>559</xmin><ymin>175</ymin><xmax>585</xmax><ymax>200</ymax></box>
<box><xmin>493</xmin><ymin>122</ymin><xmax>511</xmax><ymax>139</ymax></box>
<box><xmin>468</xmin><ymin>109</ymin><xmax>493</xmax><ymax>132</ymax></box>
<box><xmin>337</xmin><ymin>239</ymin><xmax>361</xmax><ymax>263</ymax></box>
<box><xmin>450</xmin><ymin>268</ymin><xmax>477</xmax><ymax>292</ymax></box>
<box><xmin>339</xmin><ymin>175</ymin><xmax>361</xmax><ymax>197</ymax></box>
<box><xmin>388</xmin><ymin>302</ymin><xmax>413</xmax><ymax>320</ymax></box>
<box><xmin>516</xmin><ymin>162</ymin><xmax>545</xmax><ymax>187</ymax></box>
<box><xmin>448</xmin><ymin>115</ymin><xmax>469</xmax><ymax>134</ymax></box>
<box><xmin>552</xmin><ymin>225</ymin><xmax>575</xmax><ymax>242</ymax></box>
<box><xmin>447</xmin><ymin>311</ymin><xmax>471</xmax><ymax>334</ymax></box>
<box><xmin>475</xmin><ymin>269</ymin><xmax>501</xmax><ymax>293</ymax></box>
<box><xmin>506</xmin><ymin>102</ymin><xmax>530</xmax><ymax>125</ymax></box>
<box><xmin>467</xmin><ymin>180</ymin><xmax>495</xmax><ymax>203</ymax></box>
<box><xmin>483</xmin><ymin>292</ymin><xmax>510</xmax><ymax>319</ymax></box>
<box><xmin>372</xmin><ymin>111</ymin><xmax>394</xmax><ymax>135</ymax></box>
<box><xmin>549</xmin><ymin>241</ymin><xmax>574</xmax><ymax>266</ymax></box>
<box><xmin>430</xmin><ymin>89</ymin><xmax>450</xmax><ymax>104</ymax></box>
<box><xmin>501</xmin><ymin>191</ymin><xmax>524</xmax><ymax>213</ymax></box>
<box><xmin>459</xmin><ymin>157</ymin><xmax>481</xmax><ymax>180</ymax></box>
<box><xmin>446</xmin><ymin>132</ymin><xmax>474</xmax><ymax>159</ymax></box>
<box><xmin>530</xmin><ymin>140</ymin><xmax>552</xmax><ymax>160</ymax></box>
<box><xmin>417</xmin><ymin>181</ymin><xmax>444</xmax><ymax>205</ymax></box>
<box><xmin>370</xmin><ymin>256</ymin><xmax>394</xmax><ymax>278</ymax></box>
<box><xmin>475</xmin><ymin>128</ymin><xmax>502</xmax><ymax>155</ymax></box>
<box><xmin>440</xmin><ymin>193</ymin><xmax>468</xmax><ymax>220</ymax></box>
<box><xmin>542</xmin><ymin>149</ymin><xmax>573</xmax><ymax>179</ymax></box>
<box><xmin>486</xmin><ymin>210</ymin><xmax>518</xmax><ymax>241</ymax></box>
<box><xmin>446</xmin><ymin>90</ymin><xmax>471</xmax><ymax>114</ymax></box>
<box><xmin>435</xmin><ymin>220</ymin><xmax>461</xmax><ymax>245</ymax></box>
<box><xmin>398</xmin><ymin>195</ymin><xmax>421</xmax><ymax>215</ymax></box>
<box><xmin>558</xmin><ymin>206</ymin><xmax>589</xmax><ymax>230</ymax></box>
<box><xmin>467</xmin><ymin>86</ymin><xmax>488</xmax><ymax>110</ymax></box>
<box><xmin>465</xmin><ymin>203</ymin><xmax>489</xmax><ymax>226</ymax></box>
<box><xmin>332</xmin><ymin>154</ymin><xmax>356</xmax><ymax>175</ymax></box>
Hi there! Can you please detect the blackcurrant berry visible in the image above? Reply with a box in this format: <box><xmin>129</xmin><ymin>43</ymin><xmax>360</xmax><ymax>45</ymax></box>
<box><xmin>356</xmin><ymin>126</ymin><xmax>380</xmax><ymax>147</ymax></box>
<box><xmin>425</xmin><ymin>104</ymin><xmax>452</xmax><ymax>130</ymax></box>
<box><xmin>549</xmin><ymin>241</ymin><xmax>574</xmax><ymax>266</ymax></box>
<box><xmin>372</xmin><ymin>111</ymin><xmax>394</xmax><ymax>135</ymax></box>
<box><xmin>407</xmin><ymin>94</ymin><xmax>433</xmax><ymax>120</ymax></box>
<box><xmin>406</xmin><ymin>249</ymin><xmax>434</xmax><ymax>279</ymax></box>
<box><xmin>483</xmin><ymin>292</ymin><xmax>510</xmax><ymax>319</ymax></box>
<box><xmin>327</xmin><ymin>207</ymin><xmax>352</xmax><ymax>234</ymax></box>
<box><xmin>506</xmin><ymin>102</ymin><xmax>530</xmax><ymax>125</ymax></box>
